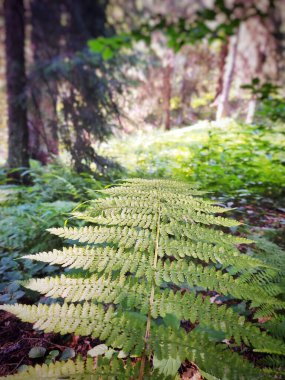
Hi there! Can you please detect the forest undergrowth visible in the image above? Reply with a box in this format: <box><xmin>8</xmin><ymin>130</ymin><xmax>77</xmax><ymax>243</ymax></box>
<box><xmin>0</xmin><ymin>120</ymin><xmax>284</xmax><ymax>378</ymax></box>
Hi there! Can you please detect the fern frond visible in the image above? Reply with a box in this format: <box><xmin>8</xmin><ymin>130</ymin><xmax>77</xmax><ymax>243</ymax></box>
<box><xmin>0</xmin><ymin>356</ymin><xmax>161</xmax><ymax>380</ymax></box>
<box><xmin>23</xmin><ymin>246</ymin><xmax>151</xmax><ymax>275</ymax></box>
<box><xmin>22</xmin><ymin>274</ymin><xmax>150</xmax><ymax>310</ymax></box>
<box><xmin>48</xmin><ymin>225</ymin><xmax>154</xmax><ymax>251</ymax></box>
<box><xmin>2</xmin><ymin>179</ymin><xmax>285</xmax><ymax>379</ymax></box>
<box><xmin>73</xmin><ymin>210</ymin><xmax>157</xmax><ymax>229</ymax></box>
<box><xmin>1</xmin><ymin>303</ymin><xmax>147</xmax><ymax>355</ymax></box>
<box><xmin>153</xmin><ymin>290</ymin><xmax>285</xmax><ymax>353</ymax></box>
<box><xmin>101</xmin><ymin>184</ymin><xmax>208</xmax><ymax>197</ymax></box>
<box><xmin>19</xmin><ymin>274</ymin><xmax>285</xmax><ymax>355</ymax></box>
<box><xmin>155</xmin><ymin>259</ymin><xmax>281</xmax><ymax>304</ymax></box>
<box><xmin>161</xmin><ymin>221</ymin><xmax>252</xmax><ymax>246</ymax></box>
<box><xmin>1</xmin><ymin>303</ymin><xmax>118</xmax><ymax>337</ymax></box>
<box><xmin>0</xmin><ymin>356</ymin><xmax>94</xmax><ymax>380</ymax></box>
<box><xmin>253</xmin><ymin>236</ymin><xmax>285</xmax><ymax>272</ymax></box>
<box><xmin>159</xmin><ymin>238</ymin><xmax>269</xmax><ymax>269</ymax></box>
<box><xmin>261</xmin><ymin>316</ymin><xmax>285</xmax><ymax>339</ymax></box>
<box><xmin>73</xmin><ymin>207</ymin><xmax>240</xmax><ymax>229</ymax></box>
<box><xmin>24</xmin><ymin>239</ymin><xmax>269</xmax><ymax>282</ymax></box>
<box><xmin>92</xmin><ymin>194</ymin><xmax>229</xmax><ymax>214</ymax></box>
<box><xmin>150</xmin><ymin>326</ymin><xmax>261</xmax><ymax>380</ymax></box>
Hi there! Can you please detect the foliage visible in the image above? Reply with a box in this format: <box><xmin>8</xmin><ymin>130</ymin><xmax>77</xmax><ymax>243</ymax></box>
<box><xmin>241</xmin><ymin>78</ymin><xmax>279</xmax><ymax>99</ymax></box>
<box><xmin>100</xmin><ymin>120</ymin><xmax>285</xmax><ymax>199</ymax></box>
<box><xmin>246</xmin><ymin>230</ymin><xmax>285</xmax><ymax>374</ymax></box>
<box><xmin>190</xmin><ymin>123</ymin><xmax>285</xmax><ymax>198</ymax></box>
<box><xmin>0</xmin><ymin>356</ymin><xmax>151</xmax><ymax>380</ymax></box>
<box><xmin>0</xmin><ymin>200</ymin><xmax>72</xmax><ymax>304</ymax></box>
<box><xmin>89</xmin><ymin>1</ymin><xmax>269</xmax><ymax>58</ymax></box>
<box><xmin>23</xmin><ymin>0</ymin><xmax>127</xmax><ymax>170</ymax></box>
<box><xmin>1</xmin><ymin>179</ymin><xmax>285</xmax><ymax>379</ymax></box>
<box><xmin>0</xmin><ymin>356</ymin><xmax>95</xmax><ymax>380</ymax></box>
<box><xmin>30</xmin><ymin>49</ymin><xmax>125</xmax><ymax>172</ymax></box>
<box><xmin>257</xmin><ymin>98</ymin><xmax>285</xmax><ymax>123</ymax></box>
<box><xmin>87</xmin><ymin>1</ymin><xmax>281</xmax><ymax>130</ymax></box>
<box><xmin>241</xmin><ymin>78</ymin><xmax>285</xmax><ymax>123</ymax></box>
<box><xmin>251</xmin><ymin>233</ymin><xmax>285</xmax><ymax>300</ymax></box>
<box><xmin>0</xmin><ymin>161</ymin><xmax>109</xmax><ymax>303</ymax></box>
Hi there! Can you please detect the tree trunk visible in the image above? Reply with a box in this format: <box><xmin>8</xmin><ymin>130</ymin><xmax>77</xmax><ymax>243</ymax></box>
<box><xmin>269</xmin><ymin>0</ymin><xmax>284</xmax><ymax>79</ymax></box>
<box><xmin>162</xmin><ymin>51</ymin><xmax>174</xmax><ymax>131</ymax></box>
<box><xmin>64</xmin><ymin>0</ymin><xmax>109</xmax><ymax>51</ymax></box>
<box><xmin>216</xmin><ymin>26</ymin><xmax>240</xmax><ymax>120</ymax></box>
<box><xmin>213</xmin><ymin>39</ymin><xmax>229</xmax><ymax>106</ymax></box>
<box><xmin>245</xmin><ymin>14</ymin><xmax>268</xmax><ymax>124</ymax></box>
<box><xmin>177</xmin><ymin>59</ymin><xmax>192</xmax><ymax>126</ymax></box>
<box><xmin>4</xmin><ymin>0</ymin><xmax>29</xmax><ymax>174</ymax></box>
<box><xmin>29</xmin><ymin>0</ymin><xmax>61</xmax><ymax>164</ymax></box>
<box><xmin>162</xmin><ymin>65</ymin><xmax>172</xmax><ymax>131</ymax></box>
<box><xmin>246</xmin><ymin>98</ymin><xmax>257</xmax><ymax>124</ymax></box>
<box><xmin>246</xmin><ymin>48</ymin><xmax>267</xmax><ymax>124</ymax></box>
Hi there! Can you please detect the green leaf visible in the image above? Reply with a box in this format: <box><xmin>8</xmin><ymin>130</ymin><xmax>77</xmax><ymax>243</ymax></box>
<box><xmin>252</xmin><ymin>77</ymin><xmax>260</xmax><ymax>85</ymax></box>
<box><xmin>87</xmin><ymin>344</ymin><xmax>108</xmax><ymax>357</ymax></box>
<box><xmin>102</xmin><ymin>48</ymin><xmax>114</xmax><ymax>60</ymax></box>
<box><xmin>28</xmin><ymin>346</ymin><xmax>46</xmax><ymax>358</ymax></box>
<box><xmin>88</xmin><ymin>39</ymin><xmax>104</xmax><ymax>53</ymax></box>
<box><xmin>47</xmin><ymin>350</ymin><xmax>59</xmax><ymax>359</ymax></box>
<box><xmin>60</xmin><ymin>347</ymin><xmax>75</xmax><ymax>361</ymax></box>
<box><xmin>45</xmin><ymin>350</ymin><xmax>60</xmax><ymax>364</ymax></box>
<box><xmin>153</xmin><ymin>355</ymin><xmax>181</xmax><ymax>377</ymax></box>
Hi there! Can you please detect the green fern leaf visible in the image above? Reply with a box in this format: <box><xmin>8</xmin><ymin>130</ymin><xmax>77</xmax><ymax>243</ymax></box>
<box><xmin>1</xmin><ymin>179</ymin><xmax>284</xmax><ymax>379</ymax></box>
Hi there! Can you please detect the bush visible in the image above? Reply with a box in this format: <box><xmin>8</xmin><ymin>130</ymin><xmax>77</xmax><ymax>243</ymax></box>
<box><xmin>0</xmin><ymin>161</ymin><xmax>109</xmax><ymax>303</ymax></box>
<box><xmin>101</xmin><ymin>120</ymin><xmax>285</xmax><ymax>199</ymax></box>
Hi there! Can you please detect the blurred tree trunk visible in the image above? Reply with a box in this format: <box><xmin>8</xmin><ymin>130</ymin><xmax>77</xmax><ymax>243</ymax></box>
<box><xmin>213</xmin><ymin>39</ymin><xmax>229</xmax><ymax>108</ymax></box>
<box><xmin>64</xmin><ymin>0</ymin><xmax>109</xmax><ymax>51</ymax></box>
<box><xmin>162</xmin><ymin>65</ymin><xmax>172</xmax><ymax>131</ymax></box>
<box><xmin>177</xmin><ymin>57</ymin><xmax>193</xmax><ymax>126</ymax></box>
<box><xmin>162</xmin><ymin>51</ymin><xmax>174</xmax><ymax>131</ymax></box>
<box><xmin>177</xmin><ymin>71</ymin><xmax>187</xmax><ymax>126</ymax></box>
<box><xmin>269</xmin><ymin>0</ymin><xmax>284</xmax><ymax>79</ymax></box>
<box><xmin>29</xmin><ymin>0</ymin><xmax>61</xmax><ymax>164</ymax></box>
<box><xmin>246</xmin><ymin>98</ymin><xmax>257</xmax><ymax>124</ymax></box>
<box><xmin>246</xmin><ymin>6</ymin><xmax>275</xmax><ymax>124</ymax></box>
<box><xmin>4</xmin><ymin>0</ymin><xmax>29</xmax><ymax>176</ymax></box>
<box><xmin>216</xmin><ymin>26</ymin><xmax>240</xmax><ymax>121</ymax></box>
<box><xmin>246</xmin><ymin>48</ymin><xmax>267</xmax><ymax>124</ymax></box>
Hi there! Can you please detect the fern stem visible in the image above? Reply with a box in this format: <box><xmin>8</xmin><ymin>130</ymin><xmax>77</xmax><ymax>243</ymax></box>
<box><xmin>138</xmin><ymin>200</ymin><xmax>161</xmax><ymax>380</ymax></box>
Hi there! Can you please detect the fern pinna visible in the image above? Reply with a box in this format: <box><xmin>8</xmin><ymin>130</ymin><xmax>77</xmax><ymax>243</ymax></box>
<box><xmin>1</xmin><ymin>179</ymin><xmax>285</xmax><ymax>379</ymax></box>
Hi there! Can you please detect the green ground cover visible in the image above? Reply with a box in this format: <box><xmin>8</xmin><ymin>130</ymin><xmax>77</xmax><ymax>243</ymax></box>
<box><xmin>101</xmin><ymin>119</ymin><xmax>285</xmax><ymax>200</ymax></box>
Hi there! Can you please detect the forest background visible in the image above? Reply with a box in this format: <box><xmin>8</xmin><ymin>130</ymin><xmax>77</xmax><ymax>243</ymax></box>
<box><xmin>0</xmin><ymin>0</ymin><xmax>285</xmax><ymax>378</ymax></box>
